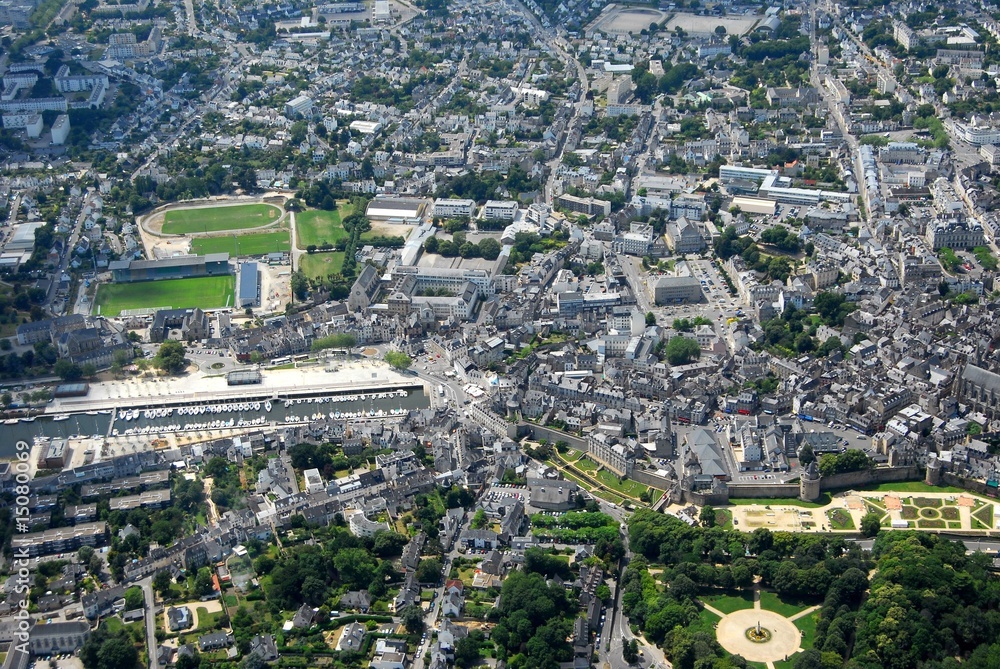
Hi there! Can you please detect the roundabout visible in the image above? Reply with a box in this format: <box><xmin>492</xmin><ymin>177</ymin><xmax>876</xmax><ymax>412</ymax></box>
<box><xmin>715</xmin><ymin>609</ymin><xmax>800</xmax><ymax>663</ymax></box>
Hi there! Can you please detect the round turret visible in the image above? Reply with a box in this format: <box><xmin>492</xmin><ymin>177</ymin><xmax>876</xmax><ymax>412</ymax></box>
<box><xmin>800</xmin><ymin>461</ymin><xmax>821</xmax><ymax>502</ymax></box>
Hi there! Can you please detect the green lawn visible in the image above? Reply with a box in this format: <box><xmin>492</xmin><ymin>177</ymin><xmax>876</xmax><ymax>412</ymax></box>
<box><xmin>575</xmin><ymin>457</ymin><xmax>599</xmax><ymax>472</ymax></box>
<box><xmin>295</xmin><ymin>204</ymin><xmax>353</xmax><ymax>249</ymax></box>
<box><xmin>827</xmin><ymin>508</ymin><xmax>855</xmax><ymax>530</ymax></box>
<box><xmin>858</xmin><ymin>481</ymin><xmax>966</xmax><ymax>494</ymax></box>
<box><xmin>701</xmin><ymin>591</ymin><xmax>755</xmax><ymax>614</ymax></box>
<box><xmin>299</xmin><ymin>252</ymin><xmax>345</xmax><ymax>279</ymax></box>
<box><xmin>95</xmin><ymin>276</ymin><xmax>235</xmax><ymax>316</ymax></box>
<box><xmin>972</xmin><ymin>503</ymin><xmax>995</xmax><ymax>529</ymax></box>
<box><xmin>196</xmin><ymin>607</ymin><xmax>224</xmax><ymax>631</ymax></box>
<box><xmin>192</xmin><ymin>231</ymin><xmax>290</xmax><ymax>256</ymax></box>
<box><xmin>759</xmin><ymin>591</ymin><xmax>809</xmax><ymax>618</ymax></box>
<box><xmin>163</xmin><ymin>203</ymin><xmax>281</xmax><ymax>234</ymax></box>
<box><xmin>796</xmin><ymin>610</ymin><xmax>819</xmax><ymax>649</ymax></box>
<box><xmin>690</xmin><ymin>607</ymin><xmax>720</xmax><ymax>635</ymax></box>
<box><xmin>594</xmin><ymin>469</ymin><xmax>648</xmax><ymax>498</ymax></box>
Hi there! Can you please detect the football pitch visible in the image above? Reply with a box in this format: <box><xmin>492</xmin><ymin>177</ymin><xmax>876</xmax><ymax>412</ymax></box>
<box><xmin>191</xmin><ymin>231</ymin><xmax>290</xmax><ymax>256</ymax></box>
<box><xmin>162</xmin><ymin>203</ymin><xmax>282</xmax><ymax>234</ymax></box>
<box><xmin>94</xmin><ymin>276</ymin><xmax>235</xmax><ymax>316</ymax></box>
<box><xmin>295</xmin><ymin>204</ymin><xmax>353</xmax><ymax>249</ymax></box>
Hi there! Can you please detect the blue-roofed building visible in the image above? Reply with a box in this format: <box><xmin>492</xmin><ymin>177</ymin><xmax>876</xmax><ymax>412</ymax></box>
<box><xmin>237</xmin><ymin>262</ymin><xmax>260</xmax><ymax>308</ymax></box>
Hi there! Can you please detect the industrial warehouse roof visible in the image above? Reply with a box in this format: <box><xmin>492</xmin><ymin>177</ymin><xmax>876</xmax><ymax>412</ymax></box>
<box><xmin>365</xmin><ymin>197</ymin><xmax>426</xmax><ymax>219</ymax></box>
<box><xmin>731</xmin><ymin>196</ymin><xmax>776</xmax><ymax>216</ymax></box>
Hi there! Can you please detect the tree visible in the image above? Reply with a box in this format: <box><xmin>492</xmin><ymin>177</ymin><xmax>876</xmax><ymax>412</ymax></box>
<box><xmin>478</xmin><ymin>237</ymin><xmax>501</xmax><ymax>260</ymax></box>
<box><xmin>0</xmin><ymin>392</ymin><xmax>10</xmax><ymax>408</ymax></box>
<box><xmin>401</xmin><ymin>604</ymin><xmax>424</xmax><ymax>634</ymax></box>
<box><xmin>81</xmin><ymin>627</ymin><xmax>138</xmax><ymax>669</ymax></box>
<box><xmin>153</xmin><ymin>570</ymin><xmax>173</xmax><ymax>596</ymax></box>
<box><xmin>88</xmin><ymin>553</ymin><xmax>104</xmax><ymax>576</ymax></box>
<box><xmin>124</xmin><ymin>586</ymin><xmax>144</xmax><ymax>610</ymax></box>
<box><xmin>664</xmin><ymin>336</ymin><xmax>700</xmax><ymax>365</ymax></box>
<box><xmin>699</xmin><ymin>505</ymin><xmax>716</xmax><ymax>528</ymax></box>
<box><xmin>645</xmin><ymin>311</ymin><xmax>657</xmax><ymax>326</ymax></box>
<box><xmin>291</xmin><ymin>271</ymin><xmax>308</xmax><ymax>301</ymax></box>
<box><xmin>798</xmin><ymin>443</ymin><xmax>815</xmax><ymax>466</ymax></box>
<box><xmin>194</xmin><ymin>567</ymin><xmax>215</xmax><ymax>597</ymax></box>
<box><xmin>471</xmin><ymin>508</ymin><xmax>488</xmax><ymax>529</ymax></box>
<box><xmin>623</xmin><ymin>638</ymin><xmax>639</xmax><ymax>664</ymax></box>
<box><xmin>424</xmin><ymin>236</ymin><xmax>440</xmax><ymax>253</ymax></box>
<box><xmin>54</xmin><ymin>358</ymin><xmax>83</xmax><ymax>381</ymax></box>
<box><xmin>175</xmin><ymin>650</ymin><xmax>201</xmax><ymax>669</ymax></box>
<box><xmin>416</xmin><ymin>558</ymin><xmax>443</xmax><ymax>584</ymax></box>
<box><xmin>334</xmin><ymin>547</ymin><xmax>376</xmax><ymax>590</ymax></box>
<box><xmin>153</xmin><ymin>341</ymin><xmax>187</xmax><ymax>374</ymax></box>
<box><xmin>860</xmin><ymin>512</ymin><xmax>881</xmax><ymax>538</ymax></box>
<box><xmin>78</xmin><ymin>545</ymin><xmax>95</xmax><ymax>563</ymax></box>
<box><xmin>454</xmin><ymin>629</ymin><xmax>485</xmax><ymax>668</ymax></box>
<box><xmin>383</xmin><ymin>350</ymin><xmax>411</xmax><ymax>370</ymax></box>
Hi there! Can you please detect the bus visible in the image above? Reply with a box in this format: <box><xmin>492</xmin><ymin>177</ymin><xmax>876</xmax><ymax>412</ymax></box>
<box><xmin>271</xmin><ymin>356</ymin><xmax>291</xmax><ymax>365</ymax></box>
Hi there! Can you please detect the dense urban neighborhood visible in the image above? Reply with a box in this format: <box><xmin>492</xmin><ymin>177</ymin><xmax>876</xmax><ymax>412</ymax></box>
<box><xmin>6</xmin><ymin>0</ymin><xmax>1000</xmax><ymax>667</ymax></box>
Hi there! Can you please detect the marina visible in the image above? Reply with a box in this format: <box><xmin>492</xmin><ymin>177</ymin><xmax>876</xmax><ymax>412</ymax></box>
<box><xmin>1</xmin><ymin>386</ymin><xmax>429</xmax><ymax>459</ymax></box>
<box><xmin>1</xmin><ymin>363</ymin><xmax>431</xmax><ymax>459</ymax></box>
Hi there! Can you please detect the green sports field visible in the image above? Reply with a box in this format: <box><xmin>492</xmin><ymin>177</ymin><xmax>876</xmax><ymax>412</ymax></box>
<box><xmin>191</xmin><ymin>231</ymin><xmax>291</xmax><ymax>256</ymax></box>
<box><xmin>299</xmin><ymin>252</ymin><xmax>345</xmax><ymax>279</ymax></box>
<box><xmin>94</xmin><ymin>276</ymin><xmax>235</xmax><ymax>316</ymax></box>
<box><xmin>162</xmin><ymin>203</ymin><xmax>282</xmax><ymax>234</ymax></box>
<box><xmin>295</xmin><ymin>203</ymin><xmax>353</xmax><ymax>249</ymax></box>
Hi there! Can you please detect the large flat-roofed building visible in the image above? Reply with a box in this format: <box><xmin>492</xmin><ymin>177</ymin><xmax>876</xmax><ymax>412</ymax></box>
<box><xmin>365</xmin><ymin>197</ymin><xmax>428</xmax><ymax>224</ymax></box>
<box><xmin>109</xmin><ymin>253</ymin><xmax>231</xmax><ymax>283</ymax></box>
<box><xmin>285</xmin><ymin>95</ymin><xmax>313</xmax><ymax>118</ymax></box>
<box><xmin>12</xmin><ymin>522</ymin><xmax>107</xmax><ymax>557</ymax></box>
<box><xmin>390</xmin><ymin>265</ymin><xmax>494</xmax><ymax>296</ymax></box>
<box><xmin>432</xmin><ymin>199</ymin><xmax>475</xmax><ymax>219</ymax></box>
<box><xmin>731</xmin><ymin>196</ymin><xmax>776</xmax><ymax>216</ymax></box>
<box><xmin>51</xmin><ymin>114</ymin><xmax>69</xmax><ymax>145</ymax></box>
<box><xmin>108</xmin><ymin>489</ymin><xmax>172</xmax><ymax>511</ymax></box>
<box><xmin>482</xmin><ymin>200</ymin><xmax>518</xmax><ymax>222</ymax></box>
<box><xmin>237</xmin><ymin>262</ymin><xmax>260</xmax><ymax>308</ymax></box>
<box><xmin>652</xmin><ymin>276</ymin><xmax>703</xmax><ymax>305</ymax></box>
<box><xmin>720</xmin><ymin>165</ymin><xmax>776</xmax><ymax>184</ymax></box>
<box><xmin>946</xmin><ymin>118</ymin><xmax>1000</xmax><ymax>146</ymax></box>
<box><xmin>5</xmin><ymin>221</ymin><xmax>45</xmax><ymax>253</ymax></box>
<box><xmin>554</xmin><ymin>193</ymin><xmax>611</xmax><ymax>217</ymax></box>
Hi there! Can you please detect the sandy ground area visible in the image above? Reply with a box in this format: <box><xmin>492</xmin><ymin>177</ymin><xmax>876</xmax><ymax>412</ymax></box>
<box><xmin>716</xmin><ymin>609</ymin><xmax>800</xmax><ymax>663</ymax></box>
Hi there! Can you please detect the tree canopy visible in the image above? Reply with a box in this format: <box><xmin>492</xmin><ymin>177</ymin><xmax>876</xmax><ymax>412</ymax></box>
<box><xmin>154</xmin><ymin>340</ymin><xmax>187</xmax><ymax>374</ymax></box>
<box><xmin>664</xmin><ymin>337</ymin><xmax>701</xmax><ymax>365</ymax></box>
<box><xmin>383</xmin><ymin>350</ymin><xmax>412</xmax><ymax>370</ymax></box>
